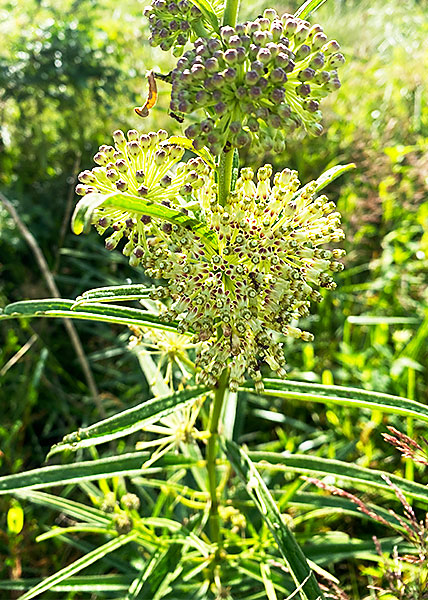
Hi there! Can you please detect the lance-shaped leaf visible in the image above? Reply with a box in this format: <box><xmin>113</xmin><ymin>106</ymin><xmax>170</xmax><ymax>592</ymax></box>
<box><xmin>73</xmin><ymin>284</ymin><xmax>156</xmax><ymax>307</ymax></box>
<box><xmin>47</xmin><ymin>387</ymin><xmax>209</xmax><ymax>456</ymax></box>
<box><xmin>0</xmin><ymin>452</ymin><xmax>198</xmax><ymax>495</ymax></box>
<box><xmin>188</xmin><ymin>0</ymin><xmax>220</xmax><ymax>33</ymax></box>
<box><xmin>71</xmin><ymin>191</ymin><xmax>218</xmax><ymax>250</ymax></box>
<box><xmin>244</xmin><ymin>379</ymin><xmax>428</xmax><ymax>423</ymax></box>
<box><xmin>224</xmin><ymin>439</ymin><xmax>325</xmax><ymax>600</ymax></box>
<box><xmin>249</xmin><ymin>452</ymin><xmax>428</xmax><ymax>505</ymax></box>
<box><xmin>0</xmin><ymin>299</ymin><xmax>185</xmax><ymax>334</ymax></box>
<box><xmin>295</xmin><ymin>0</ymin><xmax>328</xmax><ymax>19</ymax></box>
<box><xmin>18</xmin><ymin>532</ymin><xmax>139</xmax><ymax>600</ymax></box>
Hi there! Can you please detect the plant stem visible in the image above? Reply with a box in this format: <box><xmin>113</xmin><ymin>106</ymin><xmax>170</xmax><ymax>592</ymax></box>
<box><xmin>218</xmin><ymin>150</ymin><xmax>234</xmax><ymax>207</ymax></box>
<box><xmin>207</xmin><ymin>369</ymin><xmax>228</xmax><ymax>548</ymax></box>
<box><xmin>222</xmin><ymin>0</ymin><xmax>240</xmax><ymax>27</ymax></box>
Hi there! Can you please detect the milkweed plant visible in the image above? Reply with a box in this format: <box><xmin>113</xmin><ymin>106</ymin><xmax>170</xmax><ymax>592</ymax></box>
<box><xmin>2</xmin><ymin>0</ymin><xmax>428</xmax><ymax>599</ymax></box>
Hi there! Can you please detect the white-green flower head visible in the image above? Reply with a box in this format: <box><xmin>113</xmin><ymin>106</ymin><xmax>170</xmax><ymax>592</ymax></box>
<box><xmin>75</xmin><ymin>128</ymin><xmax>215</xmax><ymax>267</ymax></box>
<box><xmin>171</xmin><ymin>9</ymin><xmax>344</xmax><ymax>153</ymax></box>
<box><xmin>144</xmin><ymin>0</ymin><xmax>207</xmax><ymax>57</ymax></box>
<box><xmin>143</xmin><ymin>165</ymin><xmax>345</xmax><ymax>392</ymax></box>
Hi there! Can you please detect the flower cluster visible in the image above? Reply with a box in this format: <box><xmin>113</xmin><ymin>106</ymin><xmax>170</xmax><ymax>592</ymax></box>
<box><xmin>144</xmin><ymin>0</ymin><xmax>204</xmax><ymax>56</ymax></box>
<box><xmin>76</xmin><ymin>130</ymin><xmax>345</xmax><ymax>391</ymax></box>
<box><xmin>169</xmin><ymin>8</ymin><xmax>344</xmax><ymax>153</ymax></box>
<box><xmin>76</xmin><ymin>128</ymin><xmax>215</xmax><ymax>267</ymax></box>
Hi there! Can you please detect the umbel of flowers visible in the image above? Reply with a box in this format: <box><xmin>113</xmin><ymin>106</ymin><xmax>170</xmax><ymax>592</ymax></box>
<box><xmin>161</xmin><ymin>8</ymin><xmax>344</xmax><ymax>153</ymax></box>
<box><xmin>76</xmin><ymin>129</ymin><xmax>345</xmax><ymax>391</ymax></box>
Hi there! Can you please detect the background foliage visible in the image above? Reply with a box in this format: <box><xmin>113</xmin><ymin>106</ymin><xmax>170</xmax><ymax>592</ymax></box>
<box><xmin>0</xmin><ymin>0</ymin><xmax>427</xmax><ymax>596</ymax></box>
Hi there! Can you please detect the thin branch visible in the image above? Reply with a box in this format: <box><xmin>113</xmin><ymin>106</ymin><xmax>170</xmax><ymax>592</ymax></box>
<box><xmin>0</xmin><ymin>190</ymin><xmax>105</xmax><ymax>418</ymax></box>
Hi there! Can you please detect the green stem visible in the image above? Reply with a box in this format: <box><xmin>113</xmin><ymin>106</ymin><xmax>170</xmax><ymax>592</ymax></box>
<box><xmin>218</xmin><ymin>150</ymin><xmax>234</xmax><ymax>207</ymax></box>
<box><xmin>207</xmin><ymin>369</ymin><xmax>229</xmax><ymax>549</ymax></box>
<box><xmin>222</xmin><ymin>0</ymin><xmax>240</xmax><ymax>27</ymax></box>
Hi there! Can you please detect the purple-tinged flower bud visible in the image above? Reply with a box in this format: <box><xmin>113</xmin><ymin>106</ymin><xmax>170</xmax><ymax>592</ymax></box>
<box><xmin>138</xmin><ymin>185</ymin><xmax>149</xmax><ymax>196</ymax></box>
<box><xmin>278</xmin><ymin>103</ymin><xmax>291</xmax><ymax>119</ymax></box>
<box><xmin>224</xmin><ymin>48</ymin><xmax>238</xmax><ymax>64</ymax></box>
<box><xmin>324</xmin><ymin>77</ymin><xmax>341</xmax><ymax>91</ymax></box>
<box><xmin>140</xmin><ymin>214</ymin><xmax>151</xmax><ymax>224</ymax></box>
<box><xmin>276</xmin><ymin>52</ymin><xmax>290</xmax><ymax>69</ymax></box>
<box><xmin>248</xmin><ymin>117</ymin><xmax>259</xmax><ymax>132</ymax></box>
<box><xmin>185</xmin><ymin>124</ymin><xmax>199</xmax><ymax>139</ymax></box>
<box><xmin>127</xmin><ymin>130</ymin><xmax>139</xmax><ymax>143</ymax></box>
<box><xmin>245</xmin><ymin>70</ymin><xmax>259</xmax><ymax>85</ymax></box>
<box><xmin>229</xmin><ymin>35</ymin><xmax>241</xmax><ymax>48</ymax></box>
<box><xmin>154</xmin><ymin>149</ymin><xmax>167</xmax><ymax>165</ymax></box>
<box><xmin>296</xmin><ymin>83</ymin><xmax>311</xmax><ymax>97</ymax></box>
<box><xmin>134</xmin><ymin>246</ymin><xmax>144</xmax><ymax>258</ymax></box>
<box><xmin>207</xmin><ymin>38</ymin><xmax>222</xmax><ymax>53</ymax></box>
<box><xmin>270</xmin><ymin>67</ymin><xmax>287</xmax><ymax>83</ymax></box>
<box><xmin>249</xmin><ymin>21</ymin><xmax>260</xmax><ymax>34</ymax></box>
<box><xmin>322</xmin><ymin>40</ymin><xmax>340</xmax><ymax>55</ymax></box>
<box><xmin>221</xmin><ymin>26</ymin><xmax>235</xmax><ymax>41</ymax></box>
<box><xmin>127</xmin><ymin>141</ymin><xmax>141</xmax><ymax>156</ymax></box>
<box><xmin>249</xmin><ymin>86</ymin><xmax>262</xmax><ymax>99</ymax></box>
<box><xmin>253</xmin><ymin>30</ymin><xmax>267</xmax><ymax>45</ymax></box>
<box><xmin>258</xmin><ymin>17</ymin><xmax>270</xmax><ymax>31</ymax></box>
<box><xmin>310</xmin><ymin>52</ymin><xmax>325</xmax><ymax>69</ymax></box>
<box><xmin>191</xmin><ymin>63</ymin><xmax>205</xmax><ymax>79</ymax></box>
<box><xmin>295</xmin><ymin>44</ymin><xmax>311</xmax><ymax>60</ymax></box>
<box><xmin>230</xmin><ymin>121</ymin><xmax>242</xmax><ymax>134</ymax></box>
<box><xmin>179</xmin><ymin>20</ymin><xmax>190</xmax><ymax>31</ymax></box>
<box><xmin>312</xmin><ymin>32</ymin><xmax>328</xmax><ymax>50</ymax></box>
<box><xmin>303</xmin><ymin>99</ymin><xmax>319</xmax><ymax>112</ymax></box>
<box><xmin>160</xmin><ymin>174</ymin><xmax>172</xmax><ymax>187</ymax></box>
<box><xmin>195</xmin><ymin>90</ymin><xmax>210</xmax><ymax>104</ymax></box>
<box><xmin>212</xmin><ymin>73</ymin><xmax>225</xmax><ymax>88</ymax></box>
<box><xmin>313</xmin><ymin>70</ymin><xmax>330</xmax><ymax>84</ymax></box>
<box><xmin>205</xmin><ymin>57</ymin><xmax>219</xmax><ymax>72</ymax></box>
<box><xmin>75</xmin><ymin>184</ymin><xmax>88</xmax><ymax>195</ymax></box>
<box><xmin>115</xmin><ymin>159</ymin><xmax>127</xmax><ymax>173</ymax></box>
<box><xmin>214</xmin><ymin>101</ymin><xmax>227</xmax><ymax>115</ymax></box>
<box><xmin>257</xmin><ymin>48</ymin><xmax>271</xmax><ymax>64</ymax></box>
<box><xmin>78</xmin><ymin>170</ymin><xmax>96</xmax><ymax>183</ymax></box>
<box><xmin>271</xmin><ymin>87</ymin><xmax>285</xmax><ymax>102</ymax></box>
<box><xmin>189</xmin><ymin>4</ymin><xmax>201</xmax><ymax>17</ymax></box>
<box><xmin>236</xmin><ymin>47</ymin><xmax>246</xmax><ymax>63</ymax></box>
<box><xmin>106</xmin><ymin>169</ymin><xmax>119</xmax><ymax>182</ymax></box>
<box><xmin>98</xmin><ymin>216</ymin><xmax>109</xmax><ymax>227</ymax></box>
<box><xmin>201</xmin><ymin>119</ymin><xmax>213</xmax><ymax>133</ymax></box>
<box><xmin>94</xmin><ymin>152</ymin><xmax>108</xmax><ymax>166</ymax></box>
<box><xmin>113</xmin><ymin>130</ymin><xmax>126</xmax><ymax>145</ymax></box>
<box><xmin>283</xmin><ymin>17</ymin><xmax>297</xmax><ymax>35</ymax></box>
<box><xmin>178</xmin><ymin>99</ymin><xmax>192</xmax><ymax>113</ymax></box>
<box><xmin>256</xmin><ymin>106</ymin><xmax>269</xmax><ymax>120</ymax></box>
<box><xmin>328</xmin><ymin>52</ymin><xmax>345</xmax><ymax>67</ymax></box>
<box><xmin>223</xmin><ymin>67</ymin><xmax>237</xmax><ymax>81</ymax></box>
<box><xmin>298</xmin><ymin>67</ymin><xmax>315</xmax><ymax>81</ymax></box>
<box><xmin>263</xmin><ymin>8</ymin><xmax>277</xmax><ymax>21</ymax></box>
<box><xmin>235</xmin><ymin>130</ymin><xmax>251</xmax><ymax>147</ymax></box>
<box><xmin>116</xmin><ymin>179</ymin><xmax>128</xmax><ymax>191</ymax></box>
<box><xmin>235</xmin><ymin>86</ymin><xmax>246</xmax><ymax>99</ymax></box>
<box><xmin>294</xmin><ymin>25</ymin><xmax>309</xmax><ymax>44</ymax></box>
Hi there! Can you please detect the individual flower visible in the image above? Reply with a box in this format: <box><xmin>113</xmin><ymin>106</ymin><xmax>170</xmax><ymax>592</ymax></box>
<box><xmin>75</xmin><ymin>128</ymin><xmax>215</xmax><ymax>267</ymax></box>
<box><xmin>170</xmin><ymin>8</ymin><xmax>344</xmax><ymax>153</ymax></box>
<box><xmin>143</xmin><ymin>0</ymin><xmax>204</xmax><ymax>56</ymax></box>
<box><xmin>76</xmin><ymin>130</ymin><xmax>345</xmax><ymax>391</ymax></box>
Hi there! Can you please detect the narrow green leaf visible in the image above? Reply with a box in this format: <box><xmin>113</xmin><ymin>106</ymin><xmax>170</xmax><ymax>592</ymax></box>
<box><xmin>230</xmin><ymin>148</ymin><xmax>240</xmax><ymax>192</ymax></box>
<box><xmin>0</xmin><ymin>574</ymin><xmax>134</xmax><ymax>593</ymax></box>
<box><xmin>312</xmin><ymin>163</ymin><xmax>355</xmax><ymax>194</ymax></box>
<box><xmin>36</xmin><ymin>524</ymin><xmax>112</xmax><ymax>542</ymax></box>
<box><xmin>224</xmin><ymin>439</ymin><xmax>325</xmax><ymax>600</ymax></box>
<box><xmin>245</xmin><ymin>378</ymin><xmax>428</xmax><ymax>423</ymax></box>
<box><xmin>73</xmin><ymin>284</ymin><xmax>155</xmax><ymax>307</ymax></box>
<box><xmin>127</xmin><ymin>545</ymin><xmax>182</xmax><ymax>599</ymax></box>
<box><xmin>249</xmin><ymin>452</ymin><xmax>428</xmax><ymax>505</ymax></box>
<box><xmin>347</xmin><ymin>315</ymin><xmax>420</xmax><ymax>325</ymax></box>
<box><xmin>19</xmin><ymin>532</ymin><xmax>138</xmax><ymax>600</ymax></box>
<box><xmin>294</xmin><ymin>0</ymin><xmax>328</xmax><ymax>19</ymax></box>
<box><xmin>48</xmin><ymin>387</ymin><xmax>208</xmax><ymax>455</ymax></box>
<box><xmin>1</xmin><ymin>299</ymin><xmax>185</xmax><ymax>334</ymax></box>
<box><xmin>0</xmin><ymin>452</ymin><xmax>198</xmax><ymax>494</ymax></box>
<box><xmin>188</xmin><ymin>0</ymin><xmax>220</xmax><ymax>32</ymax></box>
<box><xmin>71</xmin><ymin>191</ymin><xmax>217</xmax><ymax>249</ymax></box>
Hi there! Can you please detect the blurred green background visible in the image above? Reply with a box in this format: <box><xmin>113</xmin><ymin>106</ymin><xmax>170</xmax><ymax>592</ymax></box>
<box><xmin>0</xmin><ymin>0</ymin><xmax>427</xmax><ymax>592</ymax></box>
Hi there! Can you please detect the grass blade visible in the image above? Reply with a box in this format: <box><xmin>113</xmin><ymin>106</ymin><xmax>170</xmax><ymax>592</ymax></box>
<box><xmin>18</xmin><ymin>532</ymin><xmax>138</xmax><ymax>600</ymax></box>
<box><xmin>245</xmin><ymin>379</ymin><xmax>428</xmax><ymax>423</ymax></box>
<box><xmin>249</xmin><ymin>452</ymin><xmax>428</xmax><ymax>505</ymax></box>
<box><xmin>224</xmin><ymin>439</ymin><xmax>325</xmax><ymax>600</ymax></box>
<box><xmin>0</xmin><ymin>452</ymin><xmax>198</xmax><ymax>494</ymax></box>
<box><xmin>0</xmin><ymin>299</ymin><xmax>184</xmax><ymax>334</ymax></box>
<box><xmin>47</xmin><ymin>387</ymin><xmax>208</xmax><ymax>455</ymax></box>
